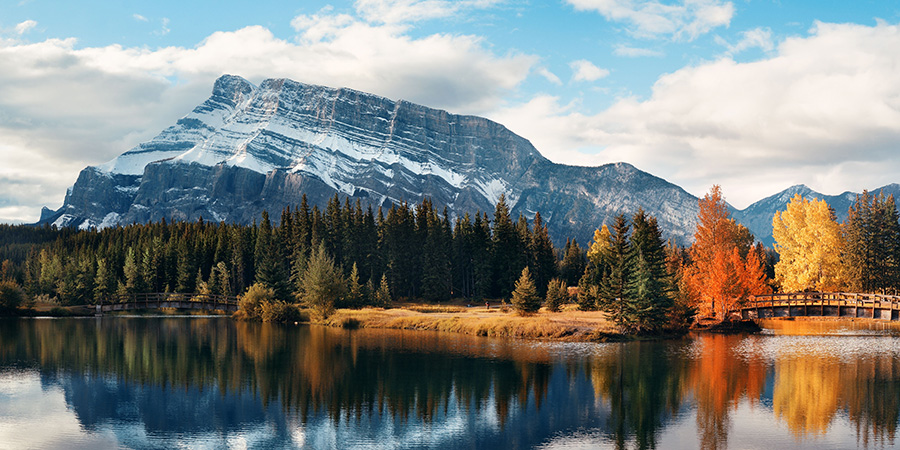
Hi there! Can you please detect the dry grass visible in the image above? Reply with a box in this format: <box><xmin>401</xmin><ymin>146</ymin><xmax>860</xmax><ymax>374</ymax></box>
<box><xmin>321</xmin><ymin>304</ymin><xmax>623</xmax><ymax>341</ymax></box>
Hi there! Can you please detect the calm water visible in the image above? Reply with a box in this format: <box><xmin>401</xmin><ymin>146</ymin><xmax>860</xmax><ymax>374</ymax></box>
<box><xmin>2</xmin><ymin>317</ymin><xmax>900</xmax><ymax>449</ymax></box>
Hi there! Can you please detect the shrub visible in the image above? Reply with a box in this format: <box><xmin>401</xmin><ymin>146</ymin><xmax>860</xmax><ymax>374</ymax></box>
<box><xmin>0</xmin><ymin>281</ymin><xmax>25</xmax><ymax>314</ymax></box>
<box><xmin>259</xmin><ymin>300</ymin><xmax>304</xmax><ymax>323</ymax></box>
<box><xmin>235</xmin><ymin>283</ymin><xmax>275</xmax><ymax>321</ymax></box>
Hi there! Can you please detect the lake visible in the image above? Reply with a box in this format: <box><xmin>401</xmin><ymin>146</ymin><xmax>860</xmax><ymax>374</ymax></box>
<box><xmin>1</xmin><ymin>316</ymin><xmax>899</xmax><ymax>449</ymax></box>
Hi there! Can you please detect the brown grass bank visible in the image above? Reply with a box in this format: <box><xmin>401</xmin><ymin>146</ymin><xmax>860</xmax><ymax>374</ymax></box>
<box><xmin>320</xmin><ymin>304</ymin><xmax>628</xmax><ymax>342</ymax></box>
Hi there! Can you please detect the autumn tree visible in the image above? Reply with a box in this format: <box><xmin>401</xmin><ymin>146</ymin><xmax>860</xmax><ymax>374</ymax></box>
<box><xmin>686</xmin><ymin>185</ymin><xmax>769</xmax><ymax>320</ymax></box>
<box><xmin>772</xmin><ymin>194</ymin><xmax>845</xmax><ymax>292</ymax></box>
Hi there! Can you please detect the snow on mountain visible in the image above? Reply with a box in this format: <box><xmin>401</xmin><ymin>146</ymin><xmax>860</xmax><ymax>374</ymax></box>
<box><xmin>42</xmin><ymin>75</ymin><xmax>701</xmax><ymax>245</ymax></box>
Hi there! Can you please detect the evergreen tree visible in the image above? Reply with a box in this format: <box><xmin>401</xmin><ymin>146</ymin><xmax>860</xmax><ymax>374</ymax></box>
<box><xmin>599</xmin><ymin>215</ymin><xmax>632</xmax><ymax>322</ymax></box>
<box><xmin>511</xmin><ymin>267</ymin><xmax>541</xmax><ymax>315</ymax></box>
<box><xmin>255</xmin><ymin>211</ymin><xmax>292</xmax><ymax>300</ymax></box>
<box><xmin>559</xmin><ymin>239</ymin><xmax>586</xmax><ymax>286</ymax></box>
<box><xmin>297</xmin><ymin>244</ymin><xmax>345</xmax><ymax>320</ymax></box>
<box><xmin>621</xmin><ymin>210</ymin><xmax>672</xmax><ymax>333</ymax></box>
<box><xmin>343</xmin><ymin>262</ymin><xmax>363</xmax><ymax>308</ymax></box>
<box><xmin>544</xmin><ymin>278</ymin><xmax>567</xmax><ymax>312</ymax></box>
<box><xmin>421</xmin><ymin>208</ymin><xmax>451</xmax><ymax>302</ymax></box>
<box><xmin>492</xmin><ymin>195</ymin><xmax>523</xmax><ymax>297</ymax></box>
<box><xmin>375</xmin><ymin>273</ymin><xmax>392</xmax><ymax>307</ymax></box>
<box><xmin>530</xmin><ymin>212</ymin><xmax>557</xmax><ymax>298</ymax></box>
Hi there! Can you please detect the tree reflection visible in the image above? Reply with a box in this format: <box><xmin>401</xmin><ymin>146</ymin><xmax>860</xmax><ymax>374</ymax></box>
<box><xmin>3</xmin><ymin>318</ymin><xmax>900</xmax><ymax>448</ymax></box>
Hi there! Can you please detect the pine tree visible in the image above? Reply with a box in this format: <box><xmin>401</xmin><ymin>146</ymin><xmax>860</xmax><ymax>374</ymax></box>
<box><xmin>492</xmin><ymin>194</ymin><xmax>523</xmax><ymax>297</ymax></box>
<box><xmin>375</xmin><ymin>273</ymin><xmax>392</xmax><ymax>307</ymax></box>
<box><xmin>544</xmin><ymin>278</ymin><xmax>567</xmax><ymax>312</ymax></box>
<box><xmin>511</xmin><ymin>267</ymin><xmax>541</xmax><ymax>315</ymax></box>
<box><xmin>255</xmin><ymin>211</ymin><xmax>291</xmax><ymax>301</ymax></box>
<box><xmin>621</xmin><ymin>210</ymin><xmax>672</xmax><ymax>333</ymax></box>
<box><xmin>297</xmin><ymin>244</ymin><xmax>346</xmax><ymax>320</ymax></box>
<box><xmin>599</xmin><ymin>215</ymin><xmax>631</xmax><ymax>314</ymax></box>
<box><xmin>530</xmin><ymin>212</ymin><xmax>557</xmax><ymax>298</ymax></box>
<box><xmin>559</xmin><ymin>239</ymin><xmax>586</xmax><ymax>286</ymax></box>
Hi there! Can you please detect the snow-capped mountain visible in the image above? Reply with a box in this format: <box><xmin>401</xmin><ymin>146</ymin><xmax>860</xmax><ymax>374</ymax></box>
<box><xmin>41</xmin><ymin>75</ymin><xmax>702</xmax><ymax>245</ymax></box>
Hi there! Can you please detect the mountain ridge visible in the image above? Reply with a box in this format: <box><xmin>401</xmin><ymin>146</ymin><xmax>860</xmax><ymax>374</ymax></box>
<box><xmin>40</xmin><ymin>75</ymin><xmax>701</xmax><ymax>245</ymax></box>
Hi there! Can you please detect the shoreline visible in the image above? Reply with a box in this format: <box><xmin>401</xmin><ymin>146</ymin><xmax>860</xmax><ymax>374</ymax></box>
<box><xmin>318</xmin><ymin>305</ymin><xmax>683</xmax><ymax>342</ymax></box>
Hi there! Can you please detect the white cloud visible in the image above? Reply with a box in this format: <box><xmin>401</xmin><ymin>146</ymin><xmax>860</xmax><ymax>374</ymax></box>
<box><xmin>0</xmin><ymin>15</ymin><xmax>535</xmax><ymax>222</ymax></box>
<box><xmin>133</xmin><ymin>14</ymin><xmax>149</xmax><ymax>22</ymax></box>
<box><xmin>536</xmin><ymin>67</ymin><xmax>563</xmax><ymax>85</ymax></box>
<box><xmin>567</xmin><ymin>0</ymin><xmax>734</xmax><ymax>41</ymax></box>
<box><xmin>716</xmin><ymin>27</ymin><xmax>773</xmax><ymax>56</ymax></box>
<box><xmin>492</xmin><ymin>21</ymin><xmax>900</xmax><ymax>208</ymax></box>
<box><xmin>613</xmin><ymin>44</ymin><xmax>664</xmax><ymax>57</ymax></box>
<box><xmin>14</xmin><ymin>20</ymin><xmax>37</xmax><ymax>35</ymax></box>
<box><xmin>570</xmin><ymin>59</ymin><xmax>609</xmax><ymax>82</ymax></box>
<box><xmin>354</xmin><ymin>0</ymin><xmax>501</xmax><ymax>24</ymax></box>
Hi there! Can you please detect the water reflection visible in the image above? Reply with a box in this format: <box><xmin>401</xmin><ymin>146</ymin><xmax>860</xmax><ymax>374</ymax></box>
<box><xmin>1</xmin><ymin>317</ymin><xmax>900</xmax><ymax>449</ymax></box>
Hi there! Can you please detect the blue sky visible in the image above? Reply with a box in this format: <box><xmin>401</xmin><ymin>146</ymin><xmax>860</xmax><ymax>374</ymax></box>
<box><xmin>2</xmin><ymin>0</ymin><xmax>900</xmax><ymax>222</ymax></box>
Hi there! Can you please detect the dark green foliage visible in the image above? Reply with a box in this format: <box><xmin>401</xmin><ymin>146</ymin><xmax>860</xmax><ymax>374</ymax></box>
<box><xmin>511</xmin><ymin>267</ymin><xmax>540</xmax><ymax>315</ymax></box>
<box><xmin>530</xmin><ymin>212</ymin><xmax>558</xmax><ymax>298</ymax></box>
<box><xmin>492</xmin><ymin>195</ymin><xmax>524</xmax><ymax>297</ymax></box>
<box><xmin>560</xmin><ymin>239</ymin><xmax>586</xmax><ymax>286</ymax></box>
<box><xmin>544</xmin><ymin>278</ymin><xmax>567</xmax><ymax>312</ymax></box>
<box><xmin>622</xmin><ymin>210</ymin><xmax>673</xmax><ymax>333</ymax></box>
<box><xmin>0</xmin><ymin>280</ymin><xmax>25</xmax><ymax>313</ymax></box>
<box><xmin>599</xmin><ymin>215</ymin><xmax>632</xmax><ymax>314</ymax></box>
<box><xmin>3</xmin><ymin>194</ymin><xmax>566</xmax><ymax>310</ymax></box>
<box><xmin>375</xmin><ymin>273</ymin><xmax>392</xmax><ymax>307</ymax></box>
<box><xmin>845</xmin><ymin>191</ymin><xmax>900</xmax><ymax>294</ymax></box>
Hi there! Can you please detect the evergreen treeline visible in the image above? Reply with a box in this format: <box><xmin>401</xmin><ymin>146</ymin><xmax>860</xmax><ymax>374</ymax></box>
<box><xmin>1</xmin><ymin>194</ymin><xmax>580</xmax><ymax>307</ymax></box>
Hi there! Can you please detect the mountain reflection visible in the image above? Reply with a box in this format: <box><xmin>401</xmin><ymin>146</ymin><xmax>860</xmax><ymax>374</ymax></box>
<box><xmin>2</xmin><ymin>318</ymin><xmax>900</xmax><ymax>449</ymax></box>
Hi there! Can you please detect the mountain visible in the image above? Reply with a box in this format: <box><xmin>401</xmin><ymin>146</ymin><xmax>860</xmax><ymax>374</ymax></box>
<box><xmin>733</xmin><ymin>184</ymin><xmax>900</xmax><ymax>246</ymax></box>
<box><xmin>40</xmin><ymin>75</ymin><xmax>702</xmax><ymax>245</ymax></box>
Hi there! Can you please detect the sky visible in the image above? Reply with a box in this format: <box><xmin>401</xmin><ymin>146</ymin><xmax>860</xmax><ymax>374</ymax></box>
<box><xmin>2</xmin><ymin>0</ymin><xmax>900</xmax><ymax>223</ymax></box>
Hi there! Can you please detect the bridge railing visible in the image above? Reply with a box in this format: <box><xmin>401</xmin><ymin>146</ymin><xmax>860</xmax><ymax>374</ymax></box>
<box><xmin>99</xmin><ymin>292</ymin><xmax>240</xmax><ymax>309</ymax></box>
<box><xmin>743</xmin><ymin>292</ymin><xmax>900</xmax><ymax>310</ymax></box>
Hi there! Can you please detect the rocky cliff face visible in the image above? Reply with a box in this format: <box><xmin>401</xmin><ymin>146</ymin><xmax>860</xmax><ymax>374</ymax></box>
<box><xmin>42</xmin><ymin>75</ymin><xmax>700</xmax><ymax>245</ymax></box>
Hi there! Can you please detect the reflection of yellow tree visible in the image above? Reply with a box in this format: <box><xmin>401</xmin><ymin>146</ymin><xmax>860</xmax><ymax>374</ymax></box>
<box><xmin>687</xmin><ymin>335</ymin><xmax>768</xmax><ymax>450</ymax></box>
<box><xmin>773</xmin><ymin>355</ymin><xmax>841</xmax><ymax>437</ymax></box>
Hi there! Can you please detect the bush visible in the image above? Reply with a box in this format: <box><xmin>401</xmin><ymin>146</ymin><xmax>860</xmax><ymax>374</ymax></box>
<box><xmin>235</xmin><ymin>283</ymin><xmax>275</xmax><ymax>321</ymax></box>
<box><xmin>0</xmin><ymin>281</ymin><xmax>25</xmax><ymax>314</ymax></box>
<box><xmin>259</xmin><ymin>300</ymin><xmax>304</xmax><ymax>323</ymax></box>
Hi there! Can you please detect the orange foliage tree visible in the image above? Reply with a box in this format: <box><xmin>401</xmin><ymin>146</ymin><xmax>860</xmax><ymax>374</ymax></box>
<box><xmin>685</xmin><ymin>186</ymin><xmax>771</xmax><ymax>319</ymax></box>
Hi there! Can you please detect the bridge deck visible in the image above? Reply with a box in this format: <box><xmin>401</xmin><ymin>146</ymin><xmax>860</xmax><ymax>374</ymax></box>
<box><xmin>740</xmin><ymin>292</ymin><xmax>900</xmax><ymax>321</ymax></box>
<box><xmin>87</xmin><ymin>292</ymin><xmax>240</xmax><ymax>314</ymax></box>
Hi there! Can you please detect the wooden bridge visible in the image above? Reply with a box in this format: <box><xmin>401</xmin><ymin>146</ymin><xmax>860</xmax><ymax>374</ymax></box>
<box><xmin>91</xmin><ymin>292</ymin><xmax>240</xmax><ymax>314</ymax></box>
<box><xmin>739</xmin><ymin>292</ymin><xmax>900</xmax><ymax>321</ymax></box>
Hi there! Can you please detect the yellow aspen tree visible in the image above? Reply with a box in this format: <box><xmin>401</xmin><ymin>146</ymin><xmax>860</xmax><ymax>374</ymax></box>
<box><xmin>772</xmin><ymin>194</ymin><xmax>845</xmax><ymax>292</ymax></box>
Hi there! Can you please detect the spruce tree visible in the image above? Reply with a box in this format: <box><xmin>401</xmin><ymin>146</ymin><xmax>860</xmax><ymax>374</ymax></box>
<box><xmin>492</xmin><ymin>195</ymin><xmax>523</xmax><ymax>297</ymax></box>
<box><xmin>622</xmin><ymin>210</ymin><xmax>672</xmax><ymax>333</ymax></box>
<box><xmin>599</xmin><ymin>215</ymin><xmax>631</xmax><ymax>324</ymax></box>
<box><xmin>511</xmin><ymin>266</ymin><xmax>541</xmax><ymax>315</ymax></box>
<box><xmin>544</xmin><ymin>278</ymin><xmax>567</xmax><ymax>312</ymax></box>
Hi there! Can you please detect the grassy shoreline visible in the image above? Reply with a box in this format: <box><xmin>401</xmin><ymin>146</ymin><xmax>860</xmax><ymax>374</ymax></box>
<box><xmin>319</xmin><ymin>304</ymin><xmax>643</xmax><ymax>342</ymax></box>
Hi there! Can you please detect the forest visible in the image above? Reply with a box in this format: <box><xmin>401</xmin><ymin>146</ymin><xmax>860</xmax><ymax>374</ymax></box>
<box><xmin>2</xmin><ymin>184</ymin><xmax>899</xmax><ymax>332</ymax></box>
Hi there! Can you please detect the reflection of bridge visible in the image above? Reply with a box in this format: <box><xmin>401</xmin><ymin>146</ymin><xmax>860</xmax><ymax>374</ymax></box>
<box><xmin>740</xmin><ymin>292</ymin><xmax>900</xmax><ymax>321</ymax></box>
<box><xmin>92</xmin><ymin>292</ymin><xmax>239</xmax><ymax>314</ymax></box>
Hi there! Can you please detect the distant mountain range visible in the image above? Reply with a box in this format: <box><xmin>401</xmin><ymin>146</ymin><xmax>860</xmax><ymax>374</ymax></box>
<box><xmin>36</xmin><ymin>75</ymin><xmax>900</xmax><ymax>247</ymax></box>
<box><xmin>733</xmin><ymin>183</ymin><xmax>900</xmax><ymax>246</ymax></box>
